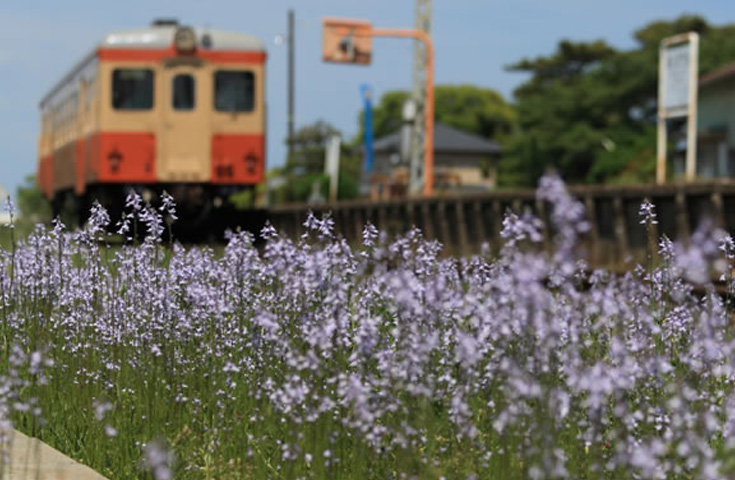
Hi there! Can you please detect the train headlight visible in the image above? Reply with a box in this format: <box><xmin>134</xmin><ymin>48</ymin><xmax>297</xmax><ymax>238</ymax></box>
<box><xmin>174</xmin><ymin>26</ymin><xmax>197</xmax><ymax>53</ymax></box>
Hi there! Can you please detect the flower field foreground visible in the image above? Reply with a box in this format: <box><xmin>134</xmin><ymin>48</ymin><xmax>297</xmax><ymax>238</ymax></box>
<box><xmin>2</xmin><ymin>176</ymin><xmax>735</xmax><ymax>480</ymax></box>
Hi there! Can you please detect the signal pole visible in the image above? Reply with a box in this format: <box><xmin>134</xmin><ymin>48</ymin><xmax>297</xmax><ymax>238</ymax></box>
<box><xmin>409</xmin><ymin>0</ymin><xmax>432</xmax><ymax>195</ymax></box>
<box><xmin>322</xmin><ymin>15</ymin><xmax>435</xmax><ymax>194</ymax></box>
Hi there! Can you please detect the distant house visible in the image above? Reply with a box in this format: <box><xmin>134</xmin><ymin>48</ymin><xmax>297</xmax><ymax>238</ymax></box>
<box><xmin>692</xmin><ymin>64</ymin><xmax>735</xmax><ymax>177</ymax></box>
<box><xmin>366</xmin><ymin>122</ymin><xmax>502</xmax><ymax>197</ymax></box>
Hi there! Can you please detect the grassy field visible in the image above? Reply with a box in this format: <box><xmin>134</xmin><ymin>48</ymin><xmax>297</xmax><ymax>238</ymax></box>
<box><xmin>1</xmin><ymin>178</ymin><xmax>735</xmax><ymax>480</ymax></box>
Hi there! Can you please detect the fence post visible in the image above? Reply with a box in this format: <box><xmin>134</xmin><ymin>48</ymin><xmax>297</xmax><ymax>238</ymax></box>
<box><xmin>613</xmin><ymin>196</ymin><xmax>628</xmax><ymax>266</ymax></box>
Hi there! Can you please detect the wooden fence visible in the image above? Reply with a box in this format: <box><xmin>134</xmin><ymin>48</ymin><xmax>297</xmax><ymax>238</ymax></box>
<box><xmin>268</xmin><ymin>181</ymin><xmax>735</xmax><ymax>266</ymax></box>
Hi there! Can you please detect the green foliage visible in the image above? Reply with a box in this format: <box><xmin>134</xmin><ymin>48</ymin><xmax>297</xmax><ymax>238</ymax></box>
<box><xmin>229</xmin><ymin>188</ymin><xmax>255</xmax><ymax>209</ymax></box>
<box><xmin>501</xmin><ymin>15</ymin><xmax>735</xmax><ymax>187</ymax></box>
<box><xmin>16</xmin><ymin>174</ymin><xmax>51</xmax><ymax>224</ymax></box>
<box><xmin>273</xmin><ymin>172</ymin><xmax>358</xmax><ymax>204</ymax></box>
<box><xmin>633</xmin><ymin>15</ymin><xmax>710</xmax><ymax>49</ymax></box>
<box><xmin>286</xmin><ymin>120</ymin><xmax>342</xmax><ymax>175</ymax></box>
<box><xmin>357</xmin><ymin>85</ymin><xmax>517</xmax><ymax>144</ymax></box>
<box><xmin>434</xmin><ymin>85</ymin><xmax>517</xmax><ymax>142</ymax></box>
<box><xmin>337</xmin><ymin>171</ymin><xmax>359</xmax><ymax>199</ymax></box>
<box><xmin>508</xmin><ymin>40</ymin><xmax>617</xmax><ymax>96</ymax></box>
<box><xmin>275</xmin><ymin>120</ymin><xmax>362</xmax><ymax>204</ymax></box>
<box><xmin>289</xmin><ymin>173</ymin><xmax>330</xmax><ymax>203</ymax></box>
<box><xmin>12</xmin><ymin>174</ymin><xmax>52</xmax><ymax>238</ymax></box>
<box><xmin>587</xmin><ymin>125</ymin><xmax>657</xmax><ymax>184</ymax></box>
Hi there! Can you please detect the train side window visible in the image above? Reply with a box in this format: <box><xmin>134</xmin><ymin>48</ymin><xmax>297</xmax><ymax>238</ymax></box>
<box><xmin>71</xmin><ymin>92</ymin><xmax>78</xmax><ymax>118</ymax></box>
<box><xmin>86</xmin><ymin>77</ymin><xmax>96</xmax><ymax>108</ymax></box>
<box><xmin>214</xmin><ymin>71</ymin><xmax>254</xmax><ymax>112</ymax></box>
<box><xmin>172</xmin><ymin>74</ymin><xmax>195</xmax><ymax>111</ymax></box>
<box><xmin>112</xmin><ymin>69</ymin><xmax>154</xmax><ymax>110</ymax></box>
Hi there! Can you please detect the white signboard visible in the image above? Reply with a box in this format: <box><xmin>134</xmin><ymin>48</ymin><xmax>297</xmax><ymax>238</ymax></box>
<box><xmin>664</xmin><ymin>42</ymin><xmax>692</xmax><ymax>115</ymax></box>
<box><xmin>656</xmin><ymin>32</ymin><xmax>699</xmax><ymax>184</ymax></box>
<box><xmin>324</xmin><ymin>135</ymin><xmax>341</xmax><ymax>202</ymax></box>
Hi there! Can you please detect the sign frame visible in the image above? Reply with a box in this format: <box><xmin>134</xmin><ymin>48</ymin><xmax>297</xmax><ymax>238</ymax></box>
<box><xmin>657</xmin><ymin>32</ymin><xmax>699</xmax><ymax>183</ymax></box>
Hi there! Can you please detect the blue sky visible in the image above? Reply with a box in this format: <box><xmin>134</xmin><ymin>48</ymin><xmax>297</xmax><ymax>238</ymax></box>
<box><xmin>1</xmin><ymin>0</ymin><xmax>733</xmax><ymax>197</ymax></box>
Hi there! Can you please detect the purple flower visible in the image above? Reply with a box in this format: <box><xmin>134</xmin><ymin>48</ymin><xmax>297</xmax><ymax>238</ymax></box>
<box><xmin>260</xmin><ymin>222</ymin><xmax>278</xmax><ymax>240</ymax></box>
<box><xmin>159</xmin><ymin>191</ymin><xmax>178</xmax><ymax>222</ymax></box>
<box><xmin>362</xmin><ymin>223</ymin><xmax>379</xmax><ymax>247</ymax></box>
<box><xmin>639</xmin><ymin>199</ymin><xmax>658</xmax><ymax>225</ymax></box>
<box><xmin>537</xmin><ymin>173</ymin><xmax>589</xmax><ymax>262</ymax></box>
<box><xmin>142</xmin><ymin>440</ymin><xmax>174</xmax><ymax>480</ymax></box>
<box><xmin>500</xmin><ymin>211</ymin><xmax>543</xmax><ymax>248</ymax></box>
<box><xmin>86</xmin><ymin>201</ymin><xmax>110</xmax><ymax>237</ymax></box>
<box><xmin>139</xmin><ymin>206</ymin><xmax>164</xmax><ymax>244</ymax></box>
<box><xmin>303</xmin><ymin>211</ymin><xmax>334</xmax><ymax>240</ymax></box>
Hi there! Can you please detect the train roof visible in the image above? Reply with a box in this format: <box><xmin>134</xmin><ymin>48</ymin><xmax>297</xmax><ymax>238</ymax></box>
<box><xmin>40</xmin><ymin>23</ymin><xmax>265</xmax><ymax>109</ymax></box>
<box><xmin>100</xmin><ymin>25</ymin><xmax>265</xmax><ymax>51</ymax></box>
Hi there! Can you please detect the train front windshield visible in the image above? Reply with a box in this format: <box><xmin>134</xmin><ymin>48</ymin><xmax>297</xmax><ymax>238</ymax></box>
<box><xmin>214</xmin><ymin>71</ymin><xmax>254</xmax><ymax>112</ymax></box>
<box><xmin>112</xmin><ymin>69</ymin><xmax>154</xmax><ymax>110</ymax></box>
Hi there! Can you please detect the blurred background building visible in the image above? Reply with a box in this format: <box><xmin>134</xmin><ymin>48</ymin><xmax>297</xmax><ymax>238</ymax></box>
<box><xmin>367</xmin><ymin>122</ymin><xmax>502</xmax><ymax>198</ymax></box>
<box><xmin>694</xmin><ymin>63</ymin><xmax>735</xmax><ymax>178</ymax></box>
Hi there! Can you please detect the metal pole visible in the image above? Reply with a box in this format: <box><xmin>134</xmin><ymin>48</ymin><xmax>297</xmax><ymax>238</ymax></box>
<box><xmin>287</xmin><ymin>9</ymin><xmax>295</xmax><ymax>165</ymax></box>
<box><xmin>360</xmin><ymin>84</ymin><xmax>374</xmax><ymax>174</ymax></box>
<box><xmin>424</xmin><ymin>42</ymin><xmax>434</xmax><ymax>196</ymax></box>
<box><xmin>370</xmin><ymin>28</ymin><xmax>434</xmax><ymax>195</ymax></box>
<box><xmin>410</xmin><ymin>0</ymin><xmax>432</xmax><ymax>195</ymax></box>
<box><xmin>656</xmin><ymin>41</ymin><xmax>667</xmax><ymax>184</ymax></box>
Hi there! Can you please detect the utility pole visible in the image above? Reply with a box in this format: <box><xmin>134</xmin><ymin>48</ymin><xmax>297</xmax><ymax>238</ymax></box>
<box><xmin>287</xmin><ymin>9</ymin><xmax>295</xmax><ymax>166</ymax></box>
<box><xmin>409</xmin><ymin>0</ymin><xmax>432</xmax><ymax>194</ymax></box>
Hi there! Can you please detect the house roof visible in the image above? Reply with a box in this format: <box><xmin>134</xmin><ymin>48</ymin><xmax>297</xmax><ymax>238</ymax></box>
<box><xmin>700</xmin><ymin>62</ymin><xmax>735</xmax><ymax>88</ymax></box>
<box><xmin>372</xmin><ymin>122</ymin><xmax>502</xmax><ymax>155</ymax></box>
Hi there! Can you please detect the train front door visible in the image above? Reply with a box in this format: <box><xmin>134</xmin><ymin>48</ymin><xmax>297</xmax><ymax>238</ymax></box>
<box><xmin>160</xmin><ymin>61</ymin><xmax>209</xmax><ymax>182</ymax></box>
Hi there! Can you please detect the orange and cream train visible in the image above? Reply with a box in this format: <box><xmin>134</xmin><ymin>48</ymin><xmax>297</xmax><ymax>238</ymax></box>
<box><xmin>38</xmin><ymin>19</ymin><xmax>266</xmax><ymax>225</ymax></box>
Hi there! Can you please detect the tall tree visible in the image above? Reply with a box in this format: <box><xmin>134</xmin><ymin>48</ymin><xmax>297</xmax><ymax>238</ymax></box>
<box><xmin>502</xmin><ymin>39</ymin><xmax>621</xmax><ymax>185</ymax></box>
